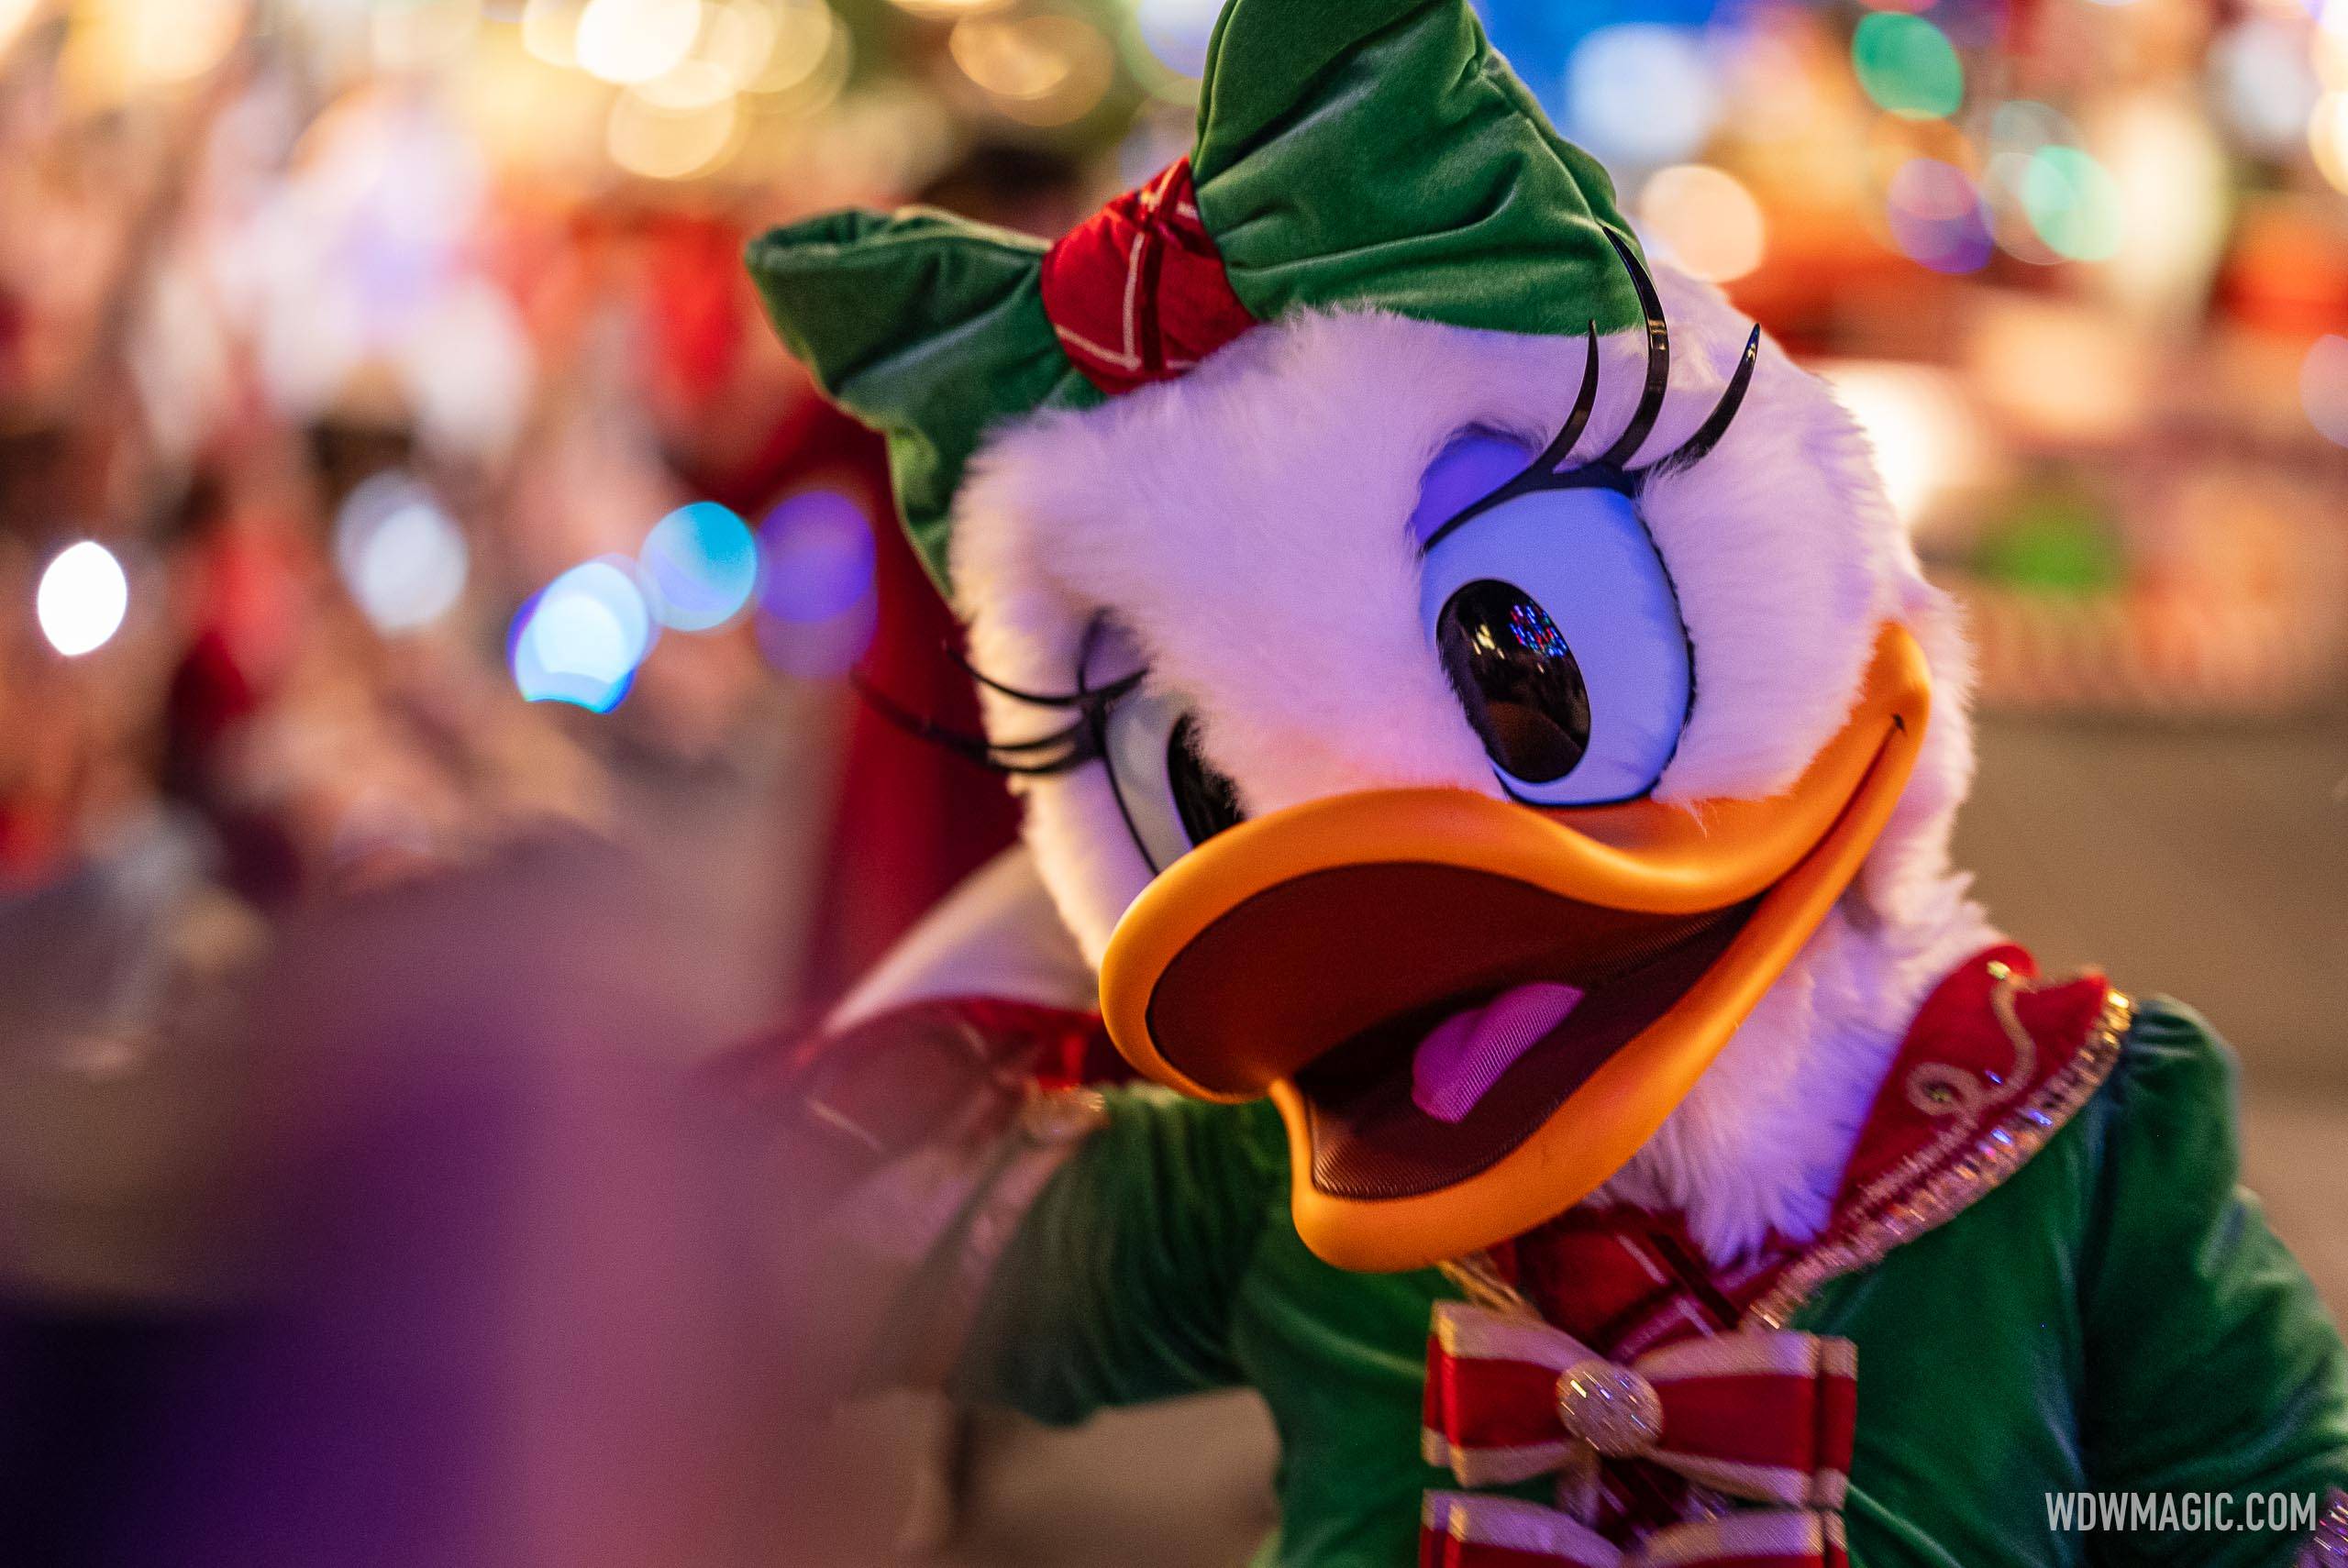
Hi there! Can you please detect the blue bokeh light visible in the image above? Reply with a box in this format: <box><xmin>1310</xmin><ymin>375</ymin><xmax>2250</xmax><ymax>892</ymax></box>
<box><xmin>511</xmin><ymin>558</ymin><xmax>656</xmax><ymax>712</ymax></box>
<box><xmin>639</xmin><ymin>501</ymin><xmax>759</xmax><ymax>631</ymax></box>
<box><xmin>1564</xmin><ymin>25</ymin><xmax>1719</xmax><ymax>168</ymax></box>
<box><xmin>1471</xmin><ymin>0</ymin><xmax>1730</xmax><ymax>132</ymax></box>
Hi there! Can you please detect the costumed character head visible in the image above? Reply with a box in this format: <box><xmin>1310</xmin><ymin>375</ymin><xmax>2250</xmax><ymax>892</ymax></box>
<box><xmin>749</xmin><ymin>0</ymin><xmax>1990</xmax><ymax>1273</ymax></box>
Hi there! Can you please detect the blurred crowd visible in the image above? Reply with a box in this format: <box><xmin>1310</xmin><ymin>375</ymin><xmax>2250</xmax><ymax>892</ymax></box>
<box><xmin>0</xmin><ymin>0</ymin><xmax>2345</xmax><ymax>1563</ymax></box>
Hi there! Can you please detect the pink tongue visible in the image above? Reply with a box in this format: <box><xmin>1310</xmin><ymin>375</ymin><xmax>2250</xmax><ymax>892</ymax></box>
<box><xmin>1411</xmin><ymin>982</ymin><xmax>1586</xmax><ymax>1124</ymax></box>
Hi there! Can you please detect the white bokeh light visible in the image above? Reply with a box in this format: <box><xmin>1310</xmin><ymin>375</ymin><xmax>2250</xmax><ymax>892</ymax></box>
<box><xmin>335</xmin><ymin>473</ymin><xmax>471</xmax><ymax>632</ymax></box>
<box><xmin>574</xmin><ymin>0</ymin><xmax>703</xmax><ymax>85</ymax></box>
<box><xmin>1565</xmin><ymin>26</ymin><xmax>1719</xmax><ymax>170</ymax></box>
<box><xmin>37</xmin><ymin>542</ymin><xmax>130</xmax><ymax>657</ymax></box>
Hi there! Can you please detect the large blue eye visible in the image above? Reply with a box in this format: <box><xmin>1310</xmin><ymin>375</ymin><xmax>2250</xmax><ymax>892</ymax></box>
<box><xmin>1415</xmin><ymin>439</ymin><xmax>1691</xmax><ymax>805</ymax></box>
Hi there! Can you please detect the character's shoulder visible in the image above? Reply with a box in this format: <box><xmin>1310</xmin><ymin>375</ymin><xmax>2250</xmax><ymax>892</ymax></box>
<box><xmin>2095</xmin><ymin>994</ymin><xmax>2240</xmax><ymax>1114</ymax></box>
<box><xmin>2066</xmin><ymin>993</ymin><xmax>2249</xmax><ymax>1213</ymax></box>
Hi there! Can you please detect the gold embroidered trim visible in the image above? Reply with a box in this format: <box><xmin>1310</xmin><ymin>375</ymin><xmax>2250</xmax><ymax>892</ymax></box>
<box><xmin>2298</xmin><ymin>1487</ymin><xmax>2348</xmax><ymax>1565</ymax></box>
<box><xmin>1744</xmin><ymin>988</ymin><xmax>2134</xmax><ymax>1329</ymax></box>
<box><xmin>1859</xmin><ymin>960</ymin><xmax>2039</xmax><ymax>1215</ymax></box>
<box><xmin>1441</xmin><ymin>1250</ymin><xmax>1538</xmax><ymax>1319</ymax></box>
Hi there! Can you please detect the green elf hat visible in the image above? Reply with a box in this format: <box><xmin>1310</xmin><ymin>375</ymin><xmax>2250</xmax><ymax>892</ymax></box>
<box><xmin>746</xmin><ymin>0</ymin><xmax>1647</xmax><ymax>592</ymax></box>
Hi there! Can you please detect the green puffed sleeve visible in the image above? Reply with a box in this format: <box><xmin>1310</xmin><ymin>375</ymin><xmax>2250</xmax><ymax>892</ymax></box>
<box><xmin>2077</xmin><ymin>998</ymin><xmax>2348</xmax><ymax>1564</ymax></box>
<box><xmin>949</xmin><ymin>1088</ymin><xmax>1288</xmax><ymax>1425</ymax></box>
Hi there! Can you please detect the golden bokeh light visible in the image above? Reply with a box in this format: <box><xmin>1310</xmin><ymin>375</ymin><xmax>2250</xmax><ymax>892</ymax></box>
<box><xmin>947</xmin><ymin>12</ymin><xmax>1113</xmax><ymax>127</ymax></box>
<box><xmin>574</xmin><ymin>0</ymin><xmax>702</xmax><ymax>86</ymax></box>
<box><xmin>607</xmin><ymin>84</ymin><xmax>742</xmax><ymax>178</ymax></box>
<box><xmin>0</xmin><ymin>0</ymin><xmax>45</xmax><ymax>61</ymax></box>
<box><xmin>1637</xmin><ymin>163</ymin><xmax>1767</xmax><ymax>282</ymax></box>
<box><xmin>373</xmin><ymin>0</ymin><xmax>483</xmax><ymax>72</ymax></box>
<box><xmin>691</xmin><ymin>0</ymin><xmax>777</xmax><ymax>88</ymax></box>
<box><xmin>636</xmin><ymin>56</ymin><xmax>734</xmax><ymax>109</ymax></box>
<box><xmin>65</xmin><ymin>0</ymin><xmax>249</xmax><ymax>102</ymax></box>
<box><xmin>750</xmin><ymin>0</ymin><xmax>841</xmax><ymax>96</ymax></box>
<box><xmin>2310</xmin><ymin>92</ymin><xmax>2348</xmax><ymax>194</ymax></box>
<box><xmin>519</xmin><ymin>0</ymin><xmax>582</xmax><ymax>68</ymax></box>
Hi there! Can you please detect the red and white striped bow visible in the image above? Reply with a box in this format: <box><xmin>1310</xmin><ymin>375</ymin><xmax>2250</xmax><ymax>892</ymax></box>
<box><xmin>1421</xmin><ymin>1492</ymin><xmax>1849</xmax><ymax>1568</ymax></box>
<box><xmin>1418</xmin><ymin>1302</ymin><xmax>1857</xmax><ymax>1568</ymax></box>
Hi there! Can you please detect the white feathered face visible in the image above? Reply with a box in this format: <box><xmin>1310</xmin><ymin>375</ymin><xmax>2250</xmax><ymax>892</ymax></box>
<box><xmin>946</xmin><ymin>256</ymin><xmax>1976</xmax><ymax>1272</ymax></box>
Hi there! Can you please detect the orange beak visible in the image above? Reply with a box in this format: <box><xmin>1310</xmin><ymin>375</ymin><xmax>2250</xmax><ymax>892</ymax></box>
<box><xmin>1097</xmin><ymin>624</ymin><xmax>1932</xmax><ymax>1272</ymax></box>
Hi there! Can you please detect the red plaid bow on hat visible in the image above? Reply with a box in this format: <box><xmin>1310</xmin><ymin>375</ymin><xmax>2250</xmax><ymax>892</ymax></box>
<box><xmin>1420</xmin><ymin>1302</ymin><xmax>1856</xmax><ymax>1568</ymax></box>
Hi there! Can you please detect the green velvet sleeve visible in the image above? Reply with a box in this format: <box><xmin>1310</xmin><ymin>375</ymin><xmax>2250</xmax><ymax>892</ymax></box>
<box><xmin>949</xmin><ymin>1088</ymin><xmax>1287</xmax><ymax>1425</ymax></box>
<box><xmin>2077</xmin><ymin>998</ymin><xmax>2348</xmax><ymax>1564</ymax></box>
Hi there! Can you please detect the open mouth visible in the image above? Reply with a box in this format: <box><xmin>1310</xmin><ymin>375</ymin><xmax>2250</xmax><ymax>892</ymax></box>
<box><xmin>1099</xmin><ymin>624</ymin><xmax>1933</xmax><ymax>1272</ymax></box>
<box><xmin>1293</xmin><ymin>893</ymin><xmax>1756</xmax><ymax>1200</ymax></box>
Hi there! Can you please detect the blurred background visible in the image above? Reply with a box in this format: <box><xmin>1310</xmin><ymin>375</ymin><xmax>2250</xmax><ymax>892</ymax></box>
<box><xmin>0</xmin><ymin>0</ymin><xmax>2342</xmax><ymax>1563</ymax></box>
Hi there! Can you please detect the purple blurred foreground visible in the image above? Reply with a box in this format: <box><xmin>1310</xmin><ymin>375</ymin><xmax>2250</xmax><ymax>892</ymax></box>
<box><xmin>0</xmin><ymin>838</ymin><xmax>837</xmax><ymax>1568</ymax></box>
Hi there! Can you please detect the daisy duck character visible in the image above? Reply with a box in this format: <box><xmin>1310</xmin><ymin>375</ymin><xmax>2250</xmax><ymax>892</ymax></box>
<box><xmin>740</xmin><ymin>2</ymin><xmax>2348</xmax><ymax>1562</ymax></box>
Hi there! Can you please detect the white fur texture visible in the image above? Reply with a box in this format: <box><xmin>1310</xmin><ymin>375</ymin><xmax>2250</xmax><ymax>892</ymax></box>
<box><xmin>945</xmin><ymin>266</ymin><xmax>1994</xmax><ymax>1264</ymax></box>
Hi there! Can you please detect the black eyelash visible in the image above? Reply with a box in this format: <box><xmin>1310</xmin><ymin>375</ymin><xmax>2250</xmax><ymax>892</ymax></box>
<box><xmin>1531</xmin><ymin>324</ymin><xmax>1602</xmax><ymax>478</ymax></box>
<box><xmin>853</xmin><ymin>617</ymin><xmax>1145</xmax><ymax>778</ymax></box>
<box><xmin>850</xmin><ymin>672</ymin><xmax>1105</xmax><ymax>776</ymax></box>
<box><xmin>949</xmin><ymin>643</ymin><xmax>1145</xmax><ymax>709</ymax></box>
<box><xmin>1643</xmin><ymin>323</ymin><xmax>1761</xmax><ymax>480</ymax></box>
<box><xmin>1418</xmin><ymin>237</ymin><xmax>1762</xmax><ymax>551</ymax></box>
<box><xmin>1580</xmin><ymin>226</ymin><xmax>1764</xmax><ymax>489</ymax></box>
<box><xmin>1590</xmin><ymin>226</ymin><xmax>1675</xmax><ymax>473</ymax></box>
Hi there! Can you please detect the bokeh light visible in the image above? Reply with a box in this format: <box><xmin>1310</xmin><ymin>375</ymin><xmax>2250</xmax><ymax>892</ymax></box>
<box><xmin>0</xmin><ymin>0</ymin><xmax>40</xmax><ymax>60</ymax></box>
<box><xmin>948</xmin><ymin>14</ymin><xmax>1114</xmax><ymax>127</ymax></box>
<box><xmin>1817</xmin><ymin>361</ymin><xmax>1986</xmax><ymax>532</ymax></box>
<box><xmin>2320</xmin><ymin>2</ymin><xmax>2348</xmax><ymax>93</ymax></box>
<box><xmin>520</xmin><ymin>0</ymin><xmax>582</xmax><ymax>66</ymax></box>
<box><xmin>607</xmin><ymin>89</ymin><xmax>742</xmax><ymax>178</ymax></box>
<box><xmin>759</xmin><ymin>490</ymin><xmax>875</xmax><ymax>624</ymax></box>
<box><xmin>1851</xmin><ymin>13</ymin><xmax>1963</xmax><ymax>121</ymax></box>
<box><xmin>756</xmin><ymin>489</ymin><xmax>878</xmax><ymax>677</ymax></box>
<box><xmin>1884</xmin><ymin>157</ymin><xmax>1993</xmax><ymax>273</ymax></box>
<box><xmin>334</xmin><ymin>472</ymin><xmax>471</xmax><ymax>633</ymax></box>
<box><xmin>373</xmin><ymin>0</ymin><xmax>483</xmax><ymax>71</ymax></box>
<box><xmin>2302</xmin><ymin>335</ymin><xmax>2348</xmax><ymax>447</ymax></box>
<box><xmin>1637</xmin><ymin>164</ymin><xmax>1766</xmax><ymax>283</ymax></box>
<box><xmin>1977</xmin><ymin>152</ymin><xmax>2060</xmax><ymax>265</ymax></box>
<box><xmin>692</xmin><ymin>0</ymin><xmax>778</xmax><ymax>86</ymax></box>
<box><xmin>1135</xmin><ymin>0</ymin><xmax>1221</xmax><ymax>79</ymax></box>
<box><xmin>634</xmin><ymin>57</ymin><xmax>735</xmax><ymax>111</ymax></box>
<box><xmin>511</xmin><ymin>559</ymin><xmax>656</xmax><ymax>712</ymax></box>
<box><xmin>753</xmin><ymin>0</ymin><xmax>844</xmax><ymax>95</ymax></box>
<box><xmin>2312</xmin><ymin>93</ymin><xmax>2348</xmax><ymax>194</ymax></box>
<box><xmin>2020</xmin><ymin>146</ymin><xmax>2125</xmax><ymax>261</ymax></box>
<box><xmin>1986</xmin><ymin>99</ymin><xmax>2076</xmax><ymax>160</ymax></box>
<box><xmin>2212</xmin><ymin>18</ymin><xmax>2323</xmax><ymax>156</ymax></box>
<box><xmin>574</xmin><ymin>0</ymin><xmax>702</xmax><ymax>85</ymax></box>
<box><xmin>1563</xmin><ymin>26</ymin><xmax>1719</xmax><ymax>169</ymax></box>
<box><xmin>640</xmin><ymin>502</ymin><xmax>759</xmax><ymax>631</ymax></box>
<box><xmin>2097</xmin><ymin>94</ymin><xmax>2229</xmax><ymax>317</ymax></box>
<box><xmin>72</xmin><ymin>0</ymin><xmax>248</xmax><ymax>94</ymax></box>
<box><xmin>36</xmin><ymin>542</ymin><xmax>130</xmax><ymax>658</ymax></box>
